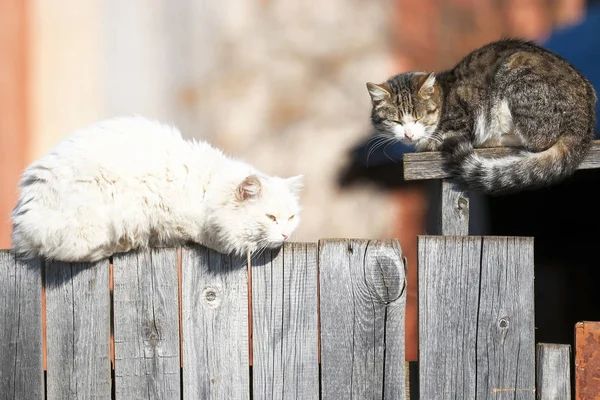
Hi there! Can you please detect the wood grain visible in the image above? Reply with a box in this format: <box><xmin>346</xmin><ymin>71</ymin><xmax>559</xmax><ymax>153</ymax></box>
<box><xmin>181</xmin><ymin>246</ymin><xmax>249</xmax><ymax>400</ymax></box>
<box><xmin>251</xmin><ymin>242</ymin><xmax>319</xmax><ymax>400</ymax></box>
<box><xmin>45</xmin><ymin>260</ymin><xmax>111</xmax><ymax>399</ymax></box>
<box><xmin>0</xmin><ymin>251</ymin><xmax>44</xmax><ymax>400</ymax></box>
<box><xmin>404</xmin><ymin>140</ymin><xmax>600</xmax><ymax>181</ymax></box>
<box><xmin>418</xmin><ymin>236</ymin><xmax>535</xmax><ymax>399</ymax></box>
<box><xmin>319</xmin><ymin>239</ymin><xmax>406</xmax><ymax>400</ymax></box>
<box><xmin>112</xmin><ymin>249</ymin><xmax>180</xmax><ymax>399</ymax></box>
<box><xmin>536</xmin><ymin>343</ymin><xmax>571</xmax><ymax>400</ymax></box>
<box><xmin>439</xmin><ymin>179</ymin><xmax>469</xmax><ymax>235</ymax></box>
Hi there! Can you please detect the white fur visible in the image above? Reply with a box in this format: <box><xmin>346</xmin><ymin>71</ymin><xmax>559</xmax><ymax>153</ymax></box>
<box><xmin>474</xmin><ymin>99</ymin><xmax>521</xmax><ymax>147</ymax></box>
<box><xmin>393</xmin><ymin>115</ymin><xmax>429</xmax><ymax>143</ymax></box>
<box><xmin>11</xmin><ymin>116</ymin><xmax>304</xmax><ymax>262</ymax></box>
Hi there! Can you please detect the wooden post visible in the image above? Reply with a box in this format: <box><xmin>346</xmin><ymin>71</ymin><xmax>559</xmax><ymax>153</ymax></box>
<box><xmin>319</xmin><ymin>239</ymin><xmax>407</xmax><ymax>400</ymax></box>
<box><xmin>439</xmin><ymin>179</ymin><xmax>469</xmax><ymax>235</ymax></box>
<box><xmin>0</xmin><ymin>252</ymin><xmax>44</xmax><ymax>399</ymax></box>
<box><xmin>112</xmin><ymin>249</ymin><xmax>181</xmax><ymax>399</ymax></box>
<box><xmin>403</xmin><ymin>141</ymin><xmax>600</xmax><ymax>235</ymax></box>
<box><xmin>45</xmin><ymin>260</ymin><xmax>112</xmax><ymax>399</ymax></box>
<box><xmin>181</xmin><ymin>246</ymin><xmax>250</xmax><ymax>400</ymax></box>
<box><xmin>418</xmin><ymin>236</ymin><xmax>535</xmax><ymax>399</ymax></box>
<box><xmin>536</xmin><ymin>343</ymin><xmax>571</xmax><ymax>400</ymax></box>
<box><xmin>250</xmin><ymin>243</ymin><xmax>319</xmax><ymax>399</ymax></box>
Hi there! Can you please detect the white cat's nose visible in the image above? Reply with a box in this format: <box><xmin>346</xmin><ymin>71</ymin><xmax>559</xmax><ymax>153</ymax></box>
<box><xmin>281</xmin><ymin>233</ymin><xmax>289</xmax><ymax>240</ymax></box>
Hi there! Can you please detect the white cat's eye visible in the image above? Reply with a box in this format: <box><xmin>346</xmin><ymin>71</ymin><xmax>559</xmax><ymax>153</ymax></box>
<box><xmin>288</xmin><ymin>215</ymin><xmax>295</xmax><ymax>221</ymax></box>
<box><xmin>266</xmin><ymin>214</ymin><xmax>277</xmax><ymax>222</ymax></box>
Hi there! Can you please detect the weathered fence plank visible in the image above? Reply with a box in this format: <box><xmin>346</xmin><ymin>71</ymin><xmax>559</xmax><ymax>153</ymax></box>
<box><xmin>319</xmin><ymin>239</ymin><xmax>406</xmax><ymax>400</ymax></box>
<box><xmin>0</xmin><ymin>252</ymin><xmax>44</xmax><ymax>400</ymax></box>
<box><xmin>575</xmin><ymin>321</ymin><xmax>600</xmax><ymax>400</ymax></box>
<box><xmin>418</xmin><ymin>236</ymin><xmax>535</xmax><ymax>399</ymax></box>
<box><xmin>536</xmin><ymin>343</ymin><xmax>571</xmax><ymax>400</ymax></box>
<box><xmin>181</xmin><ymin>246</ymin><xmax>249</xmax><ymax>400</ymax></box>
<box><xmin>251</xmin><ymin>242</ymin><xmax>319</xmax><ymax>400</ymax></box>
<box><xmin>403</xmin><ymin>140</ymin><xmax>600</xmax><ymax>181</ymax></box>
<box><xmin>45</xmin><ymin>260</ymin><xmax>111</xmax><ymax>400</ymax></box>
<box><xmin>113</xmin><ymin>249</ymin><xmax>180</xmax><ymax>399</ymax></box>
<box><xmin>439</xmin><ymin>179</ymin><xmax>469</xmax><ymax>235</ymax></box>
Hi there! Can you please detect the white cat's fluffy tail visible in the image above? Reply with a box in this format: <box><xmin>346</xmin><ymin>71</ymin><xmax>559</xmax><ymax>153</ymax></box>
<box><xmin>11</xmin><ymin>168</ymin><xmax>113</xmax><ymax>262</ymax></box>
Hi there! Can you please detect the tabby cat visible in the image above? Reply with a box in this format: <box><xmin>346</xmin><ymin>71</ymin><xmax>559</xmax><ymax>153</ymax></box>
<box><xmin>367</xmin><ymin>39</ymin><xmax>597</xmax><ymax>194</ymax></box>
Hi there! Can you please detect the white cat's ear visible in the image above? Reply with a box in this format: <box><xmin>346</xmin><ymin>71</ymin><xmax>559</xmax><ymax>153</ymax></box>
<box><xmin>366</xmin><ymin>82</ymin><xmax>391</xmax><ymax>102</ymax></box>
<box><xmin>418</xmin><ymin>72</ymin><xmax>436</xmax><ymax>98</ymax></box>
<box><xmin>237</xmin><ymin>175</ymin><xmax>262</xmax><ymax>201</ymax></box>
<box><xmin>286</xmin><ymin>174</ymin><xmax>304</xmax><ymax>194</ymax></box>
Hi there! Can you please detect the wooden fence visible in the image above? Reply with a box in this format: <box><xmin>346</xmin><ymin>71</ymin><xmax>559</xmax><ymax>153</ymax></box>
<box><xmin>3</xmin><ymin>143</ymin><xmax>600</xmax><ymax>399</ymax></box>
<box><xmin>2</xmin><ymin>235</ymin><xmax>570</xmax><ymax>400</ymax></box>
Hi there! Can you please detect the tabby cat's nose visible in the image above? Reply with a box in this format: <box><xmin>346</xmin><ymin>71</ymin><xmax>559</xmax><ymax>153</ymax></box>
<box><xmin>282</xmin><ymin>233</ymin><xmax>289</xmax><ymax>239</ymax></box>
<box><xmin>405</xmin><ymin>132</ymin><xmax>413</xmax><ymax>140</ymax></box>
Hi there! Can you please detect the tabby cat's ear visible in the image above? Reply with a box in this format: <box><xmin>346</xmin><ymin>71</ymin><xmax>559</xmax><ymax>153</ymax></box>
<box><xmin>237</xmin><ymin>175</ymin><xmax>262</xmax><ymax>201</ymax></box>
<box><xmin>366</xmin><ymin>82</ymin><xmax>391</xmax><ymax>102</ymax></box>
<box><xmin>418</xmin><ymin>72</ymin><xmax>436</xmax><ymax>98</ymax></box>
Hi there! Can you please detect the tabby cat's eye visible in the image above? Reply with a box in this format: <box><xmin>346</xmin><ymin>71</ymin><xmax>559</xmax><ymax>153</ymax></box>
<box><xmin>266</xmin><ymin>214</ymin><xmax>277</xmax><ymax>222</ymax></box>
<box><xmin>288</xmin><ymin>215</ymin><xmax>295</xmax><ymax>221</ymax></box>
<box><xmin>415</xmin><ymin>116</ymin><xmax>423</xmax><ymax>122</ymax></box>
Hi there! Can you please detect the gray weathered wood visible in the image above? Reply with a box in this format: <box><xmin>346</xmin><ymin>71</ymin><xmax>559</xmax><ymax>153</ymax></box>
<box><xmin>319</xmin><ymin>239</ymin><xmax>406</xmax><ymax>400</ymax></box>
<box><xmin>181</xmin><ymin>246</ymin><xmax>249</xmax><ymax>400</ymax></box>
<box><xmin>418</xmin><ymin>236</ymin><xmax>535</xmax><ymax>399</ymax></box>
<box><xmin>45</xmin><ymin>260</ymin><xmax>111</xmax><ymax>400</ymax></box>
<box><xmin>403</xmin><ymin>140</ymin><xmax>600</xmax><ymax>180</ymax></box>
<box><xmin>113</xmin><ymin>249</ymin><xmax>180</xmax><ymax>399</ymax></box>
<box><xmin>536</xmin><ymin>343</ymin><xmax>571</xmax><ymax>400</ymax></box>
<box><xmin>0</xmin><ymin>251</ymin><xmax>44</xmax><ymax>400</ymax></box>
<box><xmin>439</xmin><ymin>179</ymin><xmax>469</xmax><ymax>235</ymax></box>
<box><xmin>251</xmin><ymin>242</ymin><xmax>319</xmax><ymax>400</ymax></box>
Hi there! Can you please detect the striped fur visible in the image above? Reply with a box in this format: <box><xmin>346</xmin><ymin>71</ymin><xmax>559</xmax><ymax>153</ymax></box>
<box><xmin>367</xmin><ymin>39</ymin><xmax>597</xmax><ymax>195</ymax></box>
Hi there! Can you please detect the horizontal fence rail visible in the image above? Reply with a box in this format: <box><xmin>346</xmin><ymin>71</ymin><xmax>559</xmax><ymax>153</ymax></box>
<box><xmin>403</xmin><ymin>139</ymin><xmax>600</xmax><ymax>181</ymax></box>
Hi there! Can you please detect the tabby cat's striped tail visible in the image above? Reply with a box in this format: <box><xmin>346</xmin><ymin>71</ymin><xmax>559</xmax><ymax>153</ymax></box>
<box><xmin>442</xmin><ymin>133</ymin><xmax>592</xmax><ymax>195</ymax></box>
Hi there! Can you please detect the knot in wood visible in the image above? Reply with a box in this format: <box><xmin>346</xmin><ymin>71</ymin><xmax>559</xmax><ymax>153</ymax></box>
<box><xmin>202</xmin><ymin>286</ymin><xmax>221</xmax><ymax>308</ymax></box>
<box><xmin>142</xmin><ymin>322</ymin><xmax>161</xmax><ymax>348</ymax></box>
<box><xmin>457</xmin><ymin>196</ymin><xmax>468</xmax><ymax>211</ymax></box>
<box><xmin>498</xmin><ymin>317</ymin><xmax>510</xmax><ymax>329</ymax></box>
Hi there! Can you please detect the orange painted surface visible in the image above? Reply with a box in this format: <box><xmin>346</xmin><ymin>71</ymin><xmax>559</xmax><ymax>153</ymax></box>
<box><xmin>389</xmin><ymin>187</ymin><xmax>428</xmax><ymax>362</ymax></box>
<box><xmin>575</xmin><ymin>321</ymin><xmax>600</xmax><ymax>399</ymax></box>
<box><xmin>0</xmin><ymin>0</ymin><xmax>28</xmax><ymax>249</ymax></box>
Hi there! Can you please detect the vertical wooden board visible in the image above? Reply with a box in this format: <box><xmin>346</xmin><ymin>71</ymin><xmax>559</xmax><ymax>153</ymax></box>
<box><xmin>575</xmin><ymin>321</ymin><xmax>600</xmax><ymax>400</ymax></box>
<box><xmin>45</xmin><ymin>260</ymin><xmax>111</xmax><ymax>400</ymax></box>
<box><xmin>536</xmin><ymin>343</ymin><xmax>571</xmax><ymax>400</ymax></box>
<box><xmin>478</xmin><ymin>237</ymin><xmax>535</xmax><ymax>399</ymax></box>
<box><xmin>319</xmin><ymin>239</ymin><xmax>406</xmax><ymax>400</ymax></box>
<box><xmin>0</xmin><ymin>252</ymin><xmax>44</xmax><ymax>399</ymax></box>
<box><xmin>251</xmin><ymin>242</ymin><xmax>319</xmax><ymax>400</ymax></box>
<box><xmin>418</xmin><ymin>236</ymin><xmax>482</xmax><ymax>399</ymax></box>
<box><xmin>439</xmin><ymin>179</ymin><xmax>470</xmax><ymax>236</ymax></box>
<box><xmin>181</xmin><ymin>246</ymin><xmax>249</xmax><ymax>400</ymax></box>
<box><xmin>418</xmin><ymin>236</ymin><xmax>535</xmax><ymax>400</ymax></box>
<box><xmin>113</xmin><ymin>249</ymin><xmax>180</xmax><ymax>399</ymax></box>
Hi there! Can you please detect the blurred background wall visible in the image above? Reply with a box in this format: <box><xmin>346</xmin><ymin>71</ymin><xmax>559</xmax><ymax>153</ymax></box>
<box><xmin>0</xmin><ymin>0</ymin><xmax>594</xmax><ymax>362</ymax></box>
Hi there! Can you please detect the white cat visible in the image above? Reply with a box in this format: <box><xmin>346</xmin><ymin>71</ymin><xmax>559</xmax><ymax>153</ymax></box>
<box><xmin>11</xmin><ymin>116</ymin><xmax>303</xmax><ymax>262</ymax></box>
